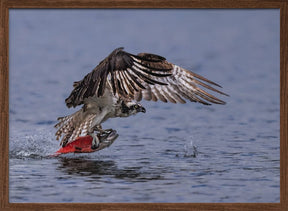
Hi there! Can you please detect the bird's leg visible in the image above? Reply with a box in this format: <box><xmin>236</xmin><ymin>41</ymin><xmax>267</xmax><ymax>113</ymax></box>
<box><xmin>93</xmin><ymin>125</ymin><xmax>105</xmax><ymax>133</ymax></box>
<box><xmin>89</xmin><ymin>132</ymin><xmax>100</xmax><ymax>150</ymax></box>
<box><xmin>93</xmin><ymin>125</ymin><xmax>113</xmax><ymax>135</ymax></box>
<box><xmin>102</xmin><ymin>128</ymin><xmax>114</xmax><ymax>134</ymax></box>
<box><xmin>89</xmin><ymin>125</ymin><xmax>113</xmax><ymax>149</ymax></box>
<box><xmin>100</xmin><ymin>129</ymin><xmax>119</xmax><ymax>147</ymax></box>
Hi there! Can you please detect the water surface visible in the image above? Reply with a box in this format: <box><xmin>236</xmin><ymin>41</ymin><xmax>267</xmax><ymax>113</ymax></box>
<box><xmin>9</xmin><ymin>9</ymin><xmax>280</xmax><ymax>202</ymax></box>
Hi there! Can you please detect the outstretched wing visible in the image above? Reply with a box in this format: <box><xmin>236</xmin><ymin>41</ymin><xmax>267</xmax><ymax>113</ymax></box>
<box><xmin>65</xmin><ymin>47</ymin><xmax>228</xmax><ymax>108</ymax></box>
<box><xmin>133</xmin><ymin>63</ymin><xmax>228</xmax><ymax>105</ymax></box>
<box><xmin>65</xmin><ymin>47</ymin><xmax>173</xmax><ymax>108</ymax></box>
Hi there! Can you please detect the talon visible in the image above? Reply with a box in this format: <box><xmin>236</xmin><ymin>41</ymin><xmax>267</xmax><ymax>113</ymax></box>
<box><xmin>102</xmin><ymin>130</ymin><xmax>118</xmax><ymax>147</ymax></box>
<box><xmin>103</xmin><ymin>129</ymin><xmax>113</xmax><ymax>134</ymax></box>
<box><xmin>90</xmin><ymin>133</ymin><xmax>100</xmax><ymax>149</ymax></box>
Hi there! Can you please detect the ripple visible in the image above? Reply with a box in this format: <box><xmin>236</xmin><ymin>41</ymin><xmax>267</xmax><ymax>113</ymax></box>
<box><xmin>35</xmin><ymin>120</ymin><xmax>55</xmax><ymax>125</ymax></box>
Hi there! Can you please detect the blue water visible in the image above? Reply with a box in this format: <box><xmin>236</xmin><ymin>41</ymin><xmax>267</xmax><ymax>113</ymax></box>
<box><xmin>9</xmin><ymin>9</ymin><xmax>280</xmax><ymax>202</ymax></box>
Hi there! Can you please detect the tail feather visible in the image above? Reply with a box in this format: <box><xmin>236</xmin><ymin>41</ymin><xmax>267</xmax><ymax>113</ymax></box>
<box><xmin>54</xmin><ymin>109</ymin><xmax>96</xmax><ymax>147</ymax></box>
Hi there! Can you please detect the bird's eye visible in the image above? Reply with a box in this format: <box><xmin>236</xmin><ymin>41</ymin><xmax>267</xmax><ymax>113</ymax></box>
<box><xmin>134</xmin><ymin>105</ymin><xmax>139</xmax><ymax>109</ymax></box>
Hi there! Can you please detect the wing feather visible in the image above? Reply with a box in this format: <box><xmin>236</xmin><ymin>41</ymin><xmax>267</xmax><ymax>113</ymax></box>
<box><xmin>134</xmin><ymin>90</ymin><xmax>143</xmax><ymax>101</ymax></box>
<box><xmin>126</xmin><ymin>68</ymin><xmax>147</xmax><ymax>89</ymax></box>
<box><xmin>123</xmin><ymin>70</ymin><xmax>140</xmax><ymax>92</ymax></box>
<box><xmin>154</xmin><ymin>85</ymin><xmax>168</xmax><ymax>103</ymax></box>
<box><xmin>151</xmin><ymin>91</ymin><xmax>158</xmax><ymax>102</ymax></box>
<box><xmin>161</xmin><ymin>86</ymin><xmax>177</xmax><ymax>103</ymax></box>
<box><xmin>65</xmin><ymin>47</ymin><xmax>227</xmax><ymax>108</ymax></box>
<box><xmin>119</xmin><ymin>70</ymin><xmax>133</xmax><ymax>97</ymax></box>
<box><xmin>133</xmin><ymin>64</ymin><xmax>228</xmax><ymax>105</ymax></box>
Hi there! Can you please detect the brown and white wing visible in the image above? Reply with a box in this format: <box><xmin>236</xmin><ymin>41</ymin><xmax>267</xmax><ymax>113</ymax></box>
<box><xmin>65</xmin><ymin>47</ymin><xmax>173</xmax><ymax>108</ymax></box>
<box><xmin>65</xmin><ymin>47</ymin><xmax>228</xmax><ymax>108</ymax></box>
<box><xmin>133</xmin><ymin>64</ymin><xmax>229</xmax><ymax>105</ymax></box>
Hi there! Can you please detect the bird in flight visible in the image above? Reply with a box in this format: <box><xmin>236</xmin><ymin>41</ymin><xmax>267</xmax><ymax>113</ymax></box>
<box><xmin>55</xmin><ymin>47</ymin><xmax>228</xmax><ymax>149</ymax></box>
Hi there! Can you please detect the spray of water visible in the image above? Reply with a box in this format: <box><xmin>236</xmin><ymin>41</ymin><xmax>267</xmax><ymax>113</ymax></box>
<box><xmin>183</xmin><ymin>136</ymin><xmax>198</xmax><ymax>158</ymax></box>
<box><xmin>9</xmin><ymin>128</ymin><xmax>59</xmax><ymax>159</ymax></box>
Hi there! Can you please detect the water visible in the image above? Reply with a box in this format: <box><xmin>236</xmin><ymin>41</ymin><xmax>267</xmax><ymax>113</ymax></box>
<box><xmin>9</xmin><ymin>9</ymin><xmax>280</xmax><ymax>202</ymax></box>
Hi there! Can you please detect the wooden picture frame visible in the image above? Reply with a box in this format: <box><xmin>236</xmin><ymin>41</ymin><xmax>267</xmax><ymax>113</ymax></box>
<box><xmin>1</xmin><ymin>0</ymin><xmax>287</xmax><ymax>210</ymax></box>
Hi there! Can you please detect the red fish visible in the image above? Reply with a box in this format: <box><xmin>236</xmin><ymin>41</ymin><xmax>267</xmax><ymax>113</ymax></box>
<box><xmin>54</xmin><ymin>130</ymin><xmax>118</xmax><ymax>155</ymax></box>
<box><xmin>55</xmin><ymin>135</ymin><xmax>95</xmax><ymax>154</ymax></box>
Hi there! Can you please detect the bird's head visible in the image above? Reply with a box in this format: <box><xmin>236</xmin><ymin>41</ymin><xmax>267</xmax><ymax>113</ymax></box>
<box><xmin>121</xmin><ymin>101</ymin><xmax>146</xmax><ymax>116</ymax></box>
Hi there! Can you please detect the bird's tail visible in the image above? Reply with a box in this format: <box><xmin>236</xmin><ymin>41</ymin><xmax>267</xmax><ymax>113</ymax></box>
<box><xmin>54</xmin><ymin>109</ymin><xmax>95</xmax><ymax>147</ymax></box>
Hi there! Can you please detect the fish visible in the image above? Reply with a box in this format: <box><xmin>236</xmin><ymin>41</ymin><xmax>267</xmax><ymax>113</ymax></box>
<box><xmin>54</xmin><ymin>130</ymin><xmax>118</xmax><ymax>155</ymax></box>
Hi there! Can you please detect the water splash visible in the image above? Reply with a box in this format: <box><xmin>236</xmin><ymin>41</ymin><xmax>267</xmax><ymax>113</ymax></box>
<box><xmin>9</xmin><ymin>128</ymin><xmax>59</xmax><ymax>159</ymax></box>
<box><xmin>183</xmin><ymin>139</ymin><xmax>198</xmax><ymax>158</ymax></box>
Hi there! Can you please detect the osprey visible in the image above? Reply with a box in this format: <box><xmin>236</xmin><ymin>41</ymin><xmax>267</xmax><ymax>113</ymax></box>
<box><xmin>55</xmin><ymin>47</ymin><xmax>228</xmax><ymax>149</ymax></box>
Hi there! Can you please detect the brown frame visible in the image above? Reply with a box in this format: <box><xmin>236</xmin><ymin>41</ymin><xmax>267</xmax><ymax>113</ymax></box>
<box><xmin>1</xmin><ymin>0</ymin><xmax>287</xmax><ymax>210</ymax></box>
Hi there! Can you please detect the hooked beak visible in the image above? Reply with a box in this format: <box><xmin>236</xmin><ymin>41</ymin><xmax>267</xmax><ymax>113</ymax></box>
<box><xmin>137</xmin><ymin>106</ymin><xmax>146</xmax><ymax>113</ymax></box>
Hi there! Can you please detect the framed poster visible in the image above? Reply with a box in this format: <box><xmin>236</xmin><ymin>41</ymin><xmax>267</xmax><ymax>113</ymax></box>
<box><xmin>1</xmin><ymin>1</ymin><xmax>286</xmax><ymax>210</ymax></box>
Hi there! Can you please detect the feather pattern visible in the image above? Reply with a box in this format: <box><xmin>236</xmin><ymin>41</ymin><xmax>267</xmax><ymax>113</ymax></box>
<box><xmin>133</xmin><ymin>65</ymin><xmax>228</xmax><ymax>105</ymax></box>
<box><xmin>65</xmin><ymin>47</ymin><xmax>228</xmax><ymax>108</ymax></box>
<box><xmin>55</xmin><ymin>109</ymin><xmax>96</xmax><ymax>146</ymax></box>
